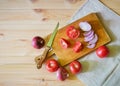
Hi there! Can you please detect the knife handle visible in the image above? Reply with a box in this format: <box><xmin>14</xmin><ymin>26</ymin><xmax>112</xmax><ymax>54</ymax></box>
<box><xmin>36</xmin><ymin>46</ymin><xmax>50</xmax><ymax>69</ymax></box>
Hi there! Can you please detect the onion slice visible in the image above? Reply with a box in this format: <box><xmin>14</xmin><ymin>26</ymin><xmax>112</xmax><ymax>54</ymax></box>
<box><xmin>84</xmin><ymin>33</ymin><xmax>94</xmax><ymax>42</ymax></box>
<box><xmin>87</xmin><ymin>43</ymin><xmax>95</xmax><ymax>48</ymax></box>
<box><xmin>79</xmin><ymin>22</ymin><xmax>92</xmax><ymax>31</ymax></box>
<box><xmin>83</xmin><ymin>30</ymin><xmax>93</xmax><ymax>37</ymax></box>
<box><xmin>85</xmin><ymin>30</ymin><xmax>94</xmax><ymax>38</ymax></box>
<box><xmin>89</xmin><ymin>34</ymin><xmax>98</xmax><ymax>44</ymax></box>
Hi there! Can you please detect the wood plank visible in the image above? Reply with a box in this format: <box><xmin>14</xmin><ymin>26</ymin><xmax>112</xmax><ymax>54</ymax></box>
<box><xmin>0</xmin><ymin>56</ymin><xmax>34</xmax><ymax>64</ymax></box>
<box><xmin>0</xmin><ymin>26</ymin><xmax>61</xmax><ymax>56</ymax></box>
<box><xmin>0</xmin><ymin>0</ymin><xmax>86</xmax><ymax>9</ymax></box>
<box><xmin>30</xmin><ymin>0</ymin><xmax>86</xmax><ymax>9</ymax></box>
<box><xmin>0</xmin><ymin>81</ymin><xmax>84</xmax><ymax>86</ymax></box>
<box><xmin>0</xmin><ymin>9</ymin><xmax>76</xmax><ymax>25</ymax></box>
<box><xmin>0</xmin><ymin>24</ymin><xmax>65</xmax><ymax>30</ymax></box>
<box><xmin>100</xmin><ymin>0</ymin><xmax>120</xmax><ymax>15</ymax></box>
<box><xmin>0</xmin><ymin>64</ymin><xmax>84</xmax><ymax>86</ymax></box>
<box><xmin>0</xmin><ymin>29</ymin><xmax>48</xmax><ymax>56</ymax></box>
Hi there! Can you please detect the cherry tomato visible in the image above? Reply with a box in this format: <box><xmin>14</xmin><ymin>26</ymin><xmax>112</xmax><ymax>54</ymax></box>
<box><xmin>46</xmin><ymin>59</ymin><xmax>59</xmax><ymax>72</ymax></box>
<box><xmin>66</xmin><ymin>26</ymin><xmax>80</xmax><ymax>40</ymax></box>
<box><xmin>73</xmin><ymin>41</ymin><xmax>83</xmax><ymax>53</ymax></box>
<box><xmin>96</xmin><ymin>45</ymin><xmax>109</xmax><ymax>58</ymax></box>
<box><xmin>69</xmin><ymin>61</ymin><xmax>82</xmax><ymax>74</ymax></box>
<box><xmin>32</xmin><ymin>36</ymin><xmax>45</xmax><ymax>49</ymax></box>
<box><xmin>60</xmin><ymin>38</ymin><xmax>69</xmax><ymax>49</ymax></box>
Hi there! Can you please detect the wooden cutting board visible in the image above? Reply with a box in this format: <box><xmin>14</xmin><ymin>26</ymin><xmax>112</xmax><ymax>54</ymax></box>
<box><xmin>47</xmin><ymin>13</ymin><xmax>111</xmax><ymax>66</ymax></box>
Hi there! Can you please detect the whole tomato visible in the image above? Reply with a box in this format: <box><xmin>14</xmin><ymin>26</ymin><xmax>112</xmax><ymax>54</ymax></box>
<box><xmin>69</xmin><ymin>61</ymin><xmax>82</xmax><ymax>74</ymax></box>
<box><xmin>66</xmin><ymin>26</ymin><xmax>80</xmax><ymax>40</ymax></box>
<box><xmin>46</xmin><ymin>59</ymin><xmax>59</xmax><ymax>72</ymax></box>
<box><xmin>96</xmin><ymin>45</ymin><xmax>109</xmax><ymax>58</ymax></box>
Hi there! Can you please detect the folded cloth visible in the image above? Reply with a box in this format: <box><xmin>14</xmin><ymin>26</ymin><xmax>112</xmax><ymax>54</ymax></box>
<box><xmin>68</xmin><ymin>0</ymin><xmax>120</xmax><ymax>86</ymax></box>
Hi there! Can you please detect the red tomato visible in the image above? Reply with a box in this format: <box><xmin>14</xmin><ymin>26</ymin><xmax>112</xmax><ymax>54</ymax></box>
<box><xmin>46</xmin><ymin>59</ymin><xmax>59</xmax><ymax>72</ymax></box>
<box><xmin>60</xmin><ymin>38</ymin><xmax>69</xmax><ymax>49</ymax></box>
<box><xmin>69</xmin><ymin>61</ymin><xmax>82</xmax><ymax>74</ymax></box>
<box><xmin>73</xmin><ymin>41</ymin><xmax>83</xmax><ymax>53</ymax></box>
<box><xmin>66</xmin><ymin>26</ymin><xmax>80</xmax><ymax>39</ymax></box>
<box><xmin>96</xmin><ymin>45</ymin><xmax>109</xmax><ymax>58</ymax></box>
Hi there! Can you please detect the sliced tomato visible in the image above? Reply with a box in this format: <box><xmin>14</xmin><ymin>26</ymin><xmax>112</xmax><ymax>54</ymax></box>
<box><xmin>66</xmin><ymin>26</ymin><xmax>80</xmax><ymax>40</ymax></box>
<box><xmin>60</xmin><ymin>38</ymin><xmax>69</xmax><ymax>49</ymax></box>
<box><xmin>73</xmin><ymin>41</ymin><xmax>83</xmax><ymax>53</ymax></box>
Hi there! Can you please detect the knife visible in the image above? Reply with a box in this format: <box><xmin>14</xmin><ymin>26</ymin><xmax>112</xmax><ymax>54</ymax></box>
<box><xmin>36</xmin><ymin>22</ymin><xmax>59</xmax><ymax>69</ymax></box>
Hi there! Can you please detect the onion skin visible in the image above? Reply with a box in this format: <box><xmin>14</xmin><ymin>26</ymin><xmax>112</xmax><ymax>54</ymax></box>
<box><xmin>57</xmin><ymin>67</ymin><xmax>69</xmax><ymax>81</ymax></box>
<box><xmin>32</xmin><ymin>36</ymin><xmax>45</xmax><ymax>49</ymax></box>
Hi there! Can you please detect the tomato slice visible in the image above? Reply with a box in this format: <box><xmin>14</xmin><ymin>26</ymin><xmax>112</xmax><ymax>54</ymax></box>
<box><xmin>73</xmin><ymin>41</ymin><xmax>83</xmax><ymax>53</ymax></box>
<box><xmin>46</xmin><ymin>59</ymin><xmax>59</xmax><ymax>72</ymax></box>
<box><xmin>69</xmin><ymin>61</ymin><xmax>82</xmax><ymax>74</ymax></box>
<box><xmin>66</xmin><ymin>26</ymin><xmax>80</xmax><ymax>39</ymax></box>
<box><xmin>60</xmin><ymin>38</ymin><xmax>69</xmax><ymax>49</ymax></box>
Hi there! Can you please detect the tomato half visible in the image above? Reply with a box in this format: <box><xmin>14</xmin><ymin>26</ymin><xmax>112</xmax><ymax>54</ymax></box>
<box><xmin>69</xmin><ymin>61</ymin><xmax>82</xmax><ymax>74</ymax></box>
<box><xmin>73</xmin><ymin>41</ymin><xmax>83</xmax><ymax>53</ymax></box>
<box><xmin>96</xmin><ymin>45</ymin><xmax>109</xmax><ymax>58</ymax></box>
<box><xmin>60</xmin><ymin>38</ymin><xmax>69</xmax><ymax>49</ymax></box>
<box><xmin>66</xmin><ymin>26</ymin><xmax>80</xmax><ymax>40</ymax></box>
<box><xmin>46</xmin><ymin>59</ymin><xmax>59</xmax><ymax>72</ymax></box>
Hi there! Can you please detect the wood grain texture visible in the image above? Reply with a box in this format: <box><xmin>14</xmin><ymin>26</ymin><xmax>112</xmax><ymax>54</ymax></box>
<box><xmin>0</xmin><ymin>0</ymin><xmax>86</xmax><ymax>9</ymax></box>
<box><xmin>0</xmin><ymin>0</ymin><xmax>120</xmax><ymax>86</ymax></box>
<box><xmin>101</xmin><ymin>0</ymin><xmax>120</xmax><ymax>15</ymax></box>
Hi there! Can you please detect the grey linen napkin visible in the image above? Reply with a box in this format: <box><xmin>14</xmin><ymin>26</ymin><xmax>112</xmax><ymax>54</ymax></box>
<box><xmin>68</xmin><ymin>0</ymin><xmax>120</xmax><ymax>86</ymax></box>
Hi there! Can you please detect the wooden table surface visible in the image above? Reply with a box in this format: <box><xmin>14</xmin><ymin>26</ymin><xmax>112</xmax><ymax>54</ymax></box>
<box><xmin>0</xmin><ymin>0</ymin><xmax>120</xmax><ymax>86</ymax></box>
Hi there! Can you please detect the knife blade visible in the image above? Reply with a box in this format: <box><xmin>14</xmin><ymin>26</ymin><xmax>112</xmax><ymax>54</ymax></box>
<box><xmin>47</xmin><ymin>22</ymin><xmax>59</xmax><ymax>47</ymax></box>
<box><xmin>36</xmin><ymin>22</ymin><xmax>59</xmax><ymax>69</ymax></box>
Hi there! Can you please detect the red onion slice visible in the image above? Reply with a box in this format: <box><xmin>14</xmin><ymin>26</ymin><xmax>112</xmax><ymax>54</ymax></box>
<box><xmin>85</xmin><ymin>30</ymin><xmax>94</xmax><ymax>38</ymax></box>
<box><xmin>84</xmin><ymin>33</ymin><xmax>94</xmax><ymax>42</ymax></box>
<box><xmin>79</xmin><ymin>22</ymin><xmax>92</xmax><ymax>31</ymax></box>
<box><xmin>87</xmin><ymin>43</ymin><xmax>96</xmax><ymax>48</ymax></box>
<box><xmin>83</xmin><ymin>30</ymin><xmax>93</xmax><ymax>37</ymax></box>
<box><xmin>89</xmin><ymin>34</ymin><xmax>98</xmax><ymax>44</ymax></box>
